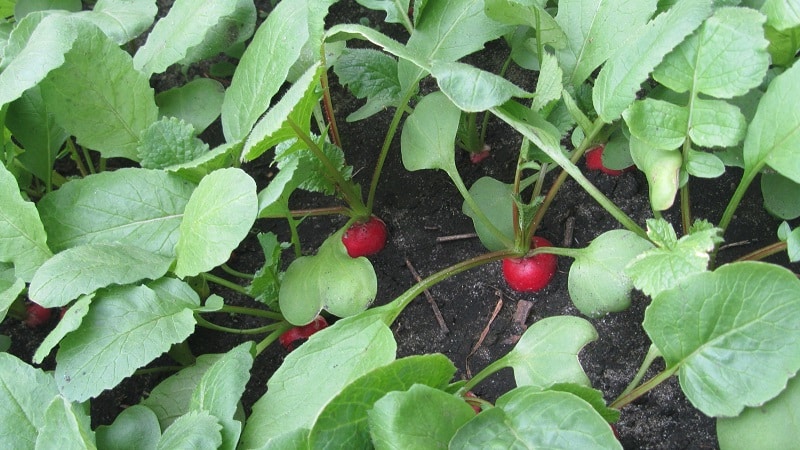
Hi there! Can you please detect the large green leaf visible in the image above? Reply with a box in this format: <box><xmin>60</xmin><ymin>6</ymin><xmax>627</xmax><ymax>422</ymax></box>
<box><xmin>29</xmin><ymin>244</ymin><xmax>173</xmax><ymax>308</ymax></box>
<box><xmin>369</xmin><ymin>384</ymin><xmax>476</xmax><ymax>449</ymax></box>
<box><xmin>78</xmin><ymin>0</ymin><xmax>158</xmax><ymax>44</ymax></box>
<box><xmin>400</xmin><ymin>91</ymin><xmax>460</xmax><ymax>173</ymax></box>
<box><xmin>593</xmin><ymin>0</ymin><xmax>712</xmax><ymax>122</ymax></box>
<box><xmin>0</xmin><ymin>163</ymin><xmax>52</xmax><ymax>281</ymax></box>
<box><xmin>761</xmin><ymin>0</ymin><xmax>800</xmax><ymax>30</ymax></box>
<box><xmin>96</xmin><ymin>405</ymin><xmax>161</xmax><ymax>450</ymax></box>
<box><xmin>308</xmin><ymin>354</ymin><xmax>457</xmax><ymax>448</ymax></box>
<box><xmin>484</xmin><ymin>0</ymin><xmax>567</xmax><ymax>51</ymax></box>
<box><xmin>279</xmin><ymin>229</ymin><xmax>377</xmax><ymax>325</ymax></box>
<box><xmin>55</xmin><ymin>278</ymin><xmax>200</xmax><ymax>402</ymax></box>
<box><xmin>239</xmin><ymin>315</ymin><xmax>396</xmax><ymax>449</ymax></box>
<box><xmin>33</xmin><ymin>295</ymin><xmax>93</xmax><ymax>364</ymax></box>
<box><xmin>501</xmin><ymin>316</ymin><xmax>598</xmax><ymax>388</ymax></box>
<box><xmin>175</xmin><ymin>168</ymin><xmax>257</xmax><ymax>278</ymax></box>
<box><xmin>555</xmin><ymin>0</ymin><xmax>656</xmax><ymax>87</ymax></box>
<box><xmin>14</xmin><ymin>0</ymin><xmax>80</xmax><ymax>19</ymax></box>
<box><xmin>155</xmin><ymin>78</ymin><xmax>225</xmax><ymax>135</ymax></box>
<box><xmin>133</xmin><ymin>0</ymin><xmax>255</xmax><ymax>75</ymax></box>
<box><xmin>643</xmin><ymin>261</ymin><xmax>800</xmax><ymax>417</ymax></box>
<box><xmin>0</xmin><ymin>265</ymin><xmax>25</xmax><ymax>323</ymax></box>
<box><xmin>742</xmin><ymin>57</ymin><xmax>800</xmax><ymax>183</ymax></box>
<box><xmin>36</xmin><ymin>395</ymin><xmax>97</xmax><ymax>449</ymax></box>
<box><xmin>157</xmin><ymin>410</ymin><xmax>222</xmax><ymax>450</ymax></box>
<box><xmin>0</xmin><ymin>353</ymin><xmax>60</xmax><ymax>449</ymax></box>
<box><xmin>449</xmin><ymin>388</ymin><xmax>622</xmax><ymax>449</ymax></box>
<box><xmin>39</xmin><ymin>22</ymin><xmax>158</xmax><ymax>161</ymax></box>
<box><xmin>568</xmin><ymin>229</ymin><xmax>654</xmax><ymax>318</ymax></box>
<box><xmin>38</xmin><ymin>168</ymin><xmax>194</xmax><ymax>255</ymax></box>
<box><xmin>333</xmin><ymin>48</ymin><xmax>402</xmax><ymax>122</ymax></box>
<box><xmin>431</xmin><ymin>61</ymin><xmax>531</xmax><ymax>112</ymax></box>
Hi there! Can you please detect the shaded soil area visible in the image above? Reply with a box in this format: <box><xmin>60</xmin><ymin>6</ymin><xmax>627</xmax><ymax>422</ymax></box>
<box><xmin>4</xmin><ymin>2</ymin><xmax>797</xmax><ymax>449</ymax></box>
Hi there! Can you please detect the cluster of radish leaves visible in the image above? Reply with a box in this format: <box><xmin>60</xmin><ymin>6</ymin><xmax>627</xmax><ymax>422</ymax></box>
<box><xmin>1</xmin><ymin>1</ymin><xmax>800</xmax><ymax>450</ymax></box>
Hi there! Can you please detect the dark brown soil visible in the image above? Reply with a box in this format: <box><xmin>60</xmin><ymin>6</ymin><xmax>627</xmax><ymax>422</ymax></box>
<box><xmin>4</xmin><ymin>2</ymin><xmax>797</xmax><ymax>449</ymax></box>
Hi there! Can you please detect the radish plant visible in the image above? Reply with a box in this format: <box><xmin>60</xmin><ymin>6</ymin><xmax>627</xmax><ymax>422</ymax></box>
<box><xmin>1</xmin><ymin>0</ymin><xmax>799</xmax><ymax>449</ymax></box>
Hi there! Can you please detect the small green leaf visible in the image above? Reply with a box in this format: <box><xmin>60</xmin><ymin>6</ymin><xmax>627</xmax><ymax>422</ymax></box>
<box><xmin>256</xmin><ymin>158</ymin><xmax>305</xmax><ymax>218</ymax></box>
<box><xmin>40</xmin><ymin>22</ymin><xmax>158</xmax><ymax>160</ymax></box>
<box><xmin>716</xmin><ymin>374</ymin><xmax>800</xmax><ymax>449</ymax></box>
<box><xmin>369</xmin><ymin>384</ymin><xmax>476</xmax><ymax>449</ymax></box>
<box><xmin>137</xmin><ymin>117</ymin><xmax>209</xmax><ymax>169</ymax></box>
<box><xmin>247</xmin><ymin>232</ymin><xmax>285</xmax><ymax>307</ymax></box>
<box><xmin>626</xmin><ymin>218</ymin><xmax>721</xmax><ymax>298</ymax></box>
<box><xmin>77</xmin><ymin>0</ymin><xmax>158</xmax><ymax>45</ymax></box>
<box><xmin>333</xmin><ymin>48</ymin><xmax>402</xmax><ymax>122</ymax></box>
<box><xmin>449</xmin><ymin>388</ymin><xmax>622</xmax><ymax>449</ymax></box>
<box><xmin>762</xmin><ymin>0</ymin><xmax>800</xmax><ymax>30</ymax></box>
<box><xmin>175</xmin><ymin>168</ymin><xmax>257</xmax><ymax>278</ymax></box>
<box><xmin>400</xmin><ymin>91</ymin><xmax>460</xmax><ymax>173</ymax></box>
<box><xmin>34</xmin><ymin>295</ymin><xmax>93</xmax><ymax>364</ymax></box>
<box><xmin>765</xmin><ymin>23</ymin><xmax>800</xmax><ymax>66</ymax></box>
<box><xmin>239</xmin><ymin>315</ymin><xmax>396</xmax><ymax>449</ymax></box>
<box><xmin>309</xmin><ymin>354</ymin><xmax>456</xmax><ymax>448</ymax></box>
<box><xmin>568</xmin><ymin>230</ymin><xmax>655</xmax><ymax>318</ymax></box>
<box><xmin>485</xmin><ymin>0</ymin><xmax>567</xmax><ymax>50</ymax></box>
<box><xmin>431</xmin><ymin>61</ymin><xmax>531</xmax><ymax>112</ymax></box>
<box><xmin>629</xmin><ymin>136</ymin><xmax>683</xmax><ymax>211</ymax></box>
<box><xmin>644</xmin><ymin>262</ymin><xmax>800</xmax><ymax>417</ymax></box>
<box><xmin>0</xmin><ymin>162</ymin><xmax>52</xmax><ymax>281</ymax></box>
<box><xmin>274</xmin><ymin>139</ymin><xmax>353</xmax><ymax>196</ymax></box>
<box><xmin>0</xmin><ymin>352</ymin><xmax>60</xmax><ymax>448</ymax></box>
<box><xmin>279</xmin><ymin>229</ymin><xmax>377</xmax><ymax>325</ymax></box>
<box><xmin>38</xmin><ymin>168</ymin><xmax>194</xmax><ymax>256</ymax></box>
<box><xmin>36</xmin><ymin>395</ymin><xmax>96</xmax><ymax>449</ymax></box>
<box><xmin>503</xmin><ymin>316</ymin><xmax>598</xmax><ymax>388</ymax></box>
<box><xmin>96</xmin><ymin>405</ymin><xmax>161</xmax><ymax>450</ymax></box>
<box><xmin>55</xmin><ymin>279</ymin><xmax>200</xmax><ymax>402</ymax></box>
<box><xmin>593</xmin><ymin>0</ymin><xmax>712</xmax><ymax>122</ymax></box>
<box><xmin>685</xmin><ymin>148</ymin><xmax>725</xmax><ymax>178</ymax></box>
<box><xmin>157</xmin><ymin>410</ymin><xmax>222</xmax><ymax>450</ymax></box>
<box><xmin>155</xmin><ymin>78</ymin><xmax>225</xmax><ymax>135</ymax></box>
<box><xmin>624</xmin><ymin>98</ymin><xmax>688</xmax><ymax>150</ymax></box>
<box><xmin>762</xmin><ymin>172</ymin><xmax>800</xmax><ymax>220</ymax></box>
<box><xmin>532</xmin><ymin>51</ymin><xmax>563</xmax><ymax>112</ymax></box>
<box><xmin>548</xmin><ymin>383</ymin><xmax>621</xmax><ymax>423</ymax></box>
<box><xmin>688</xmin><ymin>99</ymin><xmax>747</xmax><ymax>148</ymax></box>
<box><xmin>355</xmin><ymin>0</ymin><xmax>410</xmax><ymax>27</ymax></box>
<box><xmin>461</xmin><ymin>177</ymin><xmax>514</xmax><ymax>252</ymax></box>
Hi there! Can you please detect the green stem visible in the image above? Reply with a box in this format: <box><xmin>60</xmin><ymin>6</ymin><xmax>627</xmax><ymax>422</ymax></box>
<box><xmin>255</xmin><ymin>324</ymin><xmax>293</xmax><ymax>356</ymax></box>
<box><xmin>81</xmin><ymin>146</ymin><xmax>96</xmax><ymax>174</ymax></box>
<box><xmin>718</xmin><ymin>168</ymin><xmax>759</xmax><ymax>233</ymax></box>
<box><xmin>259</xmin><ymin>205</ymin><xmax>349</xmax><ymax>219</ymax></box>
<box><xmin>461</xmin><ymin>357</ymin><xmax>508</xmax><ymax>393</ymax></box>
<box><xmin>202</xmin><ymin>273</ymin><xmax>250</xmax><ymax>296</ymax></box>
<box><xmin>735</xmin><ymin>240</ymin><xmax>787</xmax><ymax>262</ymax></box>
<box><xmin>609</xmin><ymin>365</ymin><xmax>679</xmax><ymax>410</ymax></box>
<box><xmin>65</xmin><ymin>138</ymin><xmax>88</xmax><ymax>177</ymax></box>
<box><xmin>319</xmin><ymin>46</ymin><xmax>341</xmax><ymax>148</ymax></box>
<box><xmin>219</xmin><ymin>304</ymin><xmax>284</xmax><ymax>321</ymax></box>
<box><xmin>366</xmin><ymin>88</ymin><xmax>417</xmax><ymax>213</ymax></box>
<box><xmin>615</xmin><ymin>344</ymin><xmax>661</xmax><ymax>400</ymax></box>
<box><xmin>195</xmin><ymin>314</ymin><xmax>284</xmax><ymax>335</ymax></box>
<box><xmin>220</xmin><ymin>264</ymin><xmax>254</xmax><ymax>280</ymax></box>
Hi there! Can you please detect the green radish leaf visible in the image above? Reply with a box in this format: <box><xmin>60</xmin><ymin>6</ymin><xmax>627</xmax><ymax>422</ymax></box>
<box><xmin>309</xmin><ymin>354</ymin><xmax>457</xmax><ymax>448</ymax></box>
<box><xmin>138</xmin><ymin>117</ymin><xmax>209</xmax><ymax>169</ymax></box>
<box><xmin>29</xmin><ymin>244</ymin><xmax>172</xmax><ymax>308</ymax></box>
<box><xmin>279</xmin><ymin>229</ymin><xmax>377</xmax><ymax>325</ymax></box>
<box><xmin>484</xmin><ymin>0</ymin><xmax>567</xmax><ymax>50</ymax></box>
<box><xmin>239</xmin><ymin>315</ymin><xmax>396</xmax><ymax>449</ymax></box>
<box><xmin>166</xmin><ymin>142</ymin><xmax>241</xmax><ymax>184</ymax></box>
<box><xmin>274</xmin><ymin>138</ymin><xmax>353</xmax><ymax>196</ymax></box>
<box><xmin>157</xmin><ymin>410</ymin><xmax>222</xmax><ymax>450</ymax></box>
<box><xmin>38</xmin><ymin>168</ymin><xmax>194</xmax><ymax>255</ymax></box>
<box><xmin>36</xmin><ymin>395</ymin><xmax>96</xmax><ymax>449</ymax></box>
<box><xmin>762</xmin><ymin>0</ymin><xmax>800</xmax><ymax>30</ymax></box>
<box><xmin>77</xmin><ymin>0</ymin><xmax>158</xmax><ymax>44</ymax></box>
<box><xmin>654</xmin><ymin>7</ymin><xmax>769</xmax><ymax>99</ymax></box>
<box><xmin>369</xmin><ymin>384</ymin><xmax>476</xmax><ymax>449</ymax></box>
<box><xmin>55</xmin><ymin>278</ymin><xmax>200</xmax><ymax>402</ymax></box>
<box><xmin>742</xmin><ymin>58</ymin><xmax>800</xmax><ymax>183</ymax></box>
<box><xmin>0</xmin><ymin>267</ymin><xmax>25</xmax><ymax>323</ymax></box>
<box><xmin>502</xmin><ymin>316</ymin><xmax>598</xmax><ymax>388</ymax></box>
<box><xmin>256</xmin><ymin>157</ymin><xmax>305</xmax><ymax>218</ymax></box>
<box><xmin>0</xmin><ymin>162</ymin><xmax>52</xmax><ymax>281</ymax></box>
<box><xmin>33</xmin><ymin>295</ymin><xmax>92</xmax><ymax>364</ymax></box>
<box><xmin>532</xmin><ymin>51</ymin><xmax>562</xmax><ymax>112</ymax></box>
<box><xmin>141</xmin><ymin>354</ymin><xmax>225</xmax><ymax>430</ymax></box>
<box><xmin>762</xmin><ymin>172</ymin><xmax>800</xmax><ymax>220</ymax></box>
<box><xmin>462</xmin><ymin>177</ymin><xmax>514</xmax><ymax>252</ymax></box>
<box><xmin>15</xmin><ymin>0</ymin><xmax>80</xmax><ymax>19</ymax></box>
<box><xmin>96</xmin><ymin>405</ymin><xmax>161</xmax><ymax>450</ymax></box>
<box><xmin>643</xmin><ymin>262</ymin><xmax>800</xmax><ymax>417</ymax></box>
<box><xmin>765</xmin><ymin>23</ymin><xmax>800</xmax><ymax>66</ymax></box>
<box><xmin>156</xmin><ymin>78</ymin><xmax>225</xmax><ymax>135</ymax></box>
<box><xmin>355</xmin><ymin>0</ymin><xmax>410</xmax><ymax>27</ymax></box>
<box><xmin>688</xmin><ymin>99</ymin><xmax>747</xmax><ymax>148</ymax></box>
<box><xmin>6</xmin><ymin>86</ymin><xmax>67</xmax><ymax>187</ymax></box>
<box><xmin>629</xmin><ymin>136</ymin><xmax>683</xmax><ymax>211</ymax></box>
<box><xmin>401</xmin><ymin>91</ymin><xmax>460</xmax><ymax>173</ymax></box>
<box><xmin>555</xmin><ymin>0</ymin><xmax>656</xmax><ymax>87</ymax></box>
<box><xmin>333</xmin><ymin>48</ymin><xmax>402</xmax><ymax>122</ymax></box>
<box><xmin>326</xmin><ymin>23</ymin><xmax>426</xmax><ymax>69</ymax></box>
<box><xmin>450</xmin><ymin>388</ymin><xmax>622</xmax><ymax>449</ymax></box>
<box><xmin>39</xmin><ymin>22</ymin><xmax>157</xmax><ymax>161</ymax></box>
<box><xmin>626</xmin><ymin>219</ymin><xmax>721</xmax><ymax>298</ymax></box>
<box><xmin>685</xmin><ymin>148</ymin><xmax>725</xmax><ymax>178</ymax></box>
<box><xmin>398</xmin><ymin>0</ymin><xmax>513</xmax><ymax>89</ymax></box>
<box><xmin>247</xmin><ymin>232</ymin><xmax>285</xmax><ymax>307</ymax></box>
<box><xmin>190</xmin><ymin>342</ymin><xmax>254</xmax><ymax>450</ymax></box>
<box><xmin>603</xmin><ymin>127</ymin><xmax>635</xmax><ymax>170</ymax></box>
<box><xmin>175</xmin><ymin>168</ymin><xmax>257</xmax><ymax>278</ymax></box>
<box><xmin>431</xmin><ymin>61</ymin><xmax>531</xmax><ymax>112</ymax></box>
<box><xmin>133</xmin><ymin>0</ymin><xmax>255</xmax><ymax>75</ymax></box>
<box><xmin>0</xmin><ymin>352</ymin><xmax>60</xmax><ymax>448</ymax></box>
<box><xmin>548</xmin><ymin>383</ymin><xmax>621</xmax><ymax>423</ymax></box>
<box><xmin>624</xmin><ymin>98</ymin><xmax>688</xmax><ymax>150</ymax></box>
<box><xmin>221</xmin><ymin>0</ymin><xmax>315</xmax><ymax>141</ymax></box>
<box><xmin>593</xmin><ymin>0</ymin><xmax>712</xmax><ymax>122</ymax></box>
<box><xmin>242</xmin><ymin>63</ymin><xmax>321</xmax><ymax>162</ymax></box>
<box><xmin>568</xmin><ymin>229</ymin><xmax>654</xmax><ymax>318</ymax></box>
<box><xmin>716</xmin><ymin>374</ymin><xmax>800</xmax><ymax>449</ymax></box>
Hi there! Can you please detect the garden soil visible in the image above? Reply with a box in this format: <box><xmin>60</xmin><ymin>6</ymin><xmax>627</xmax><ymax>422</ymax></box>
<box><xmin>4</xmin><ymin>2</ymin><xmax>796</xmax><ymax>449</ymax></box>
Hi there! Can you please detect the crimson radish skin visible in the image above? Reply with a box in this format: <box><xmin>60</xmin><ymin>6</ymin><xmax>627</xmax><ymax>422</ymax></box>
<box><xmin>342</xmin><ymin>216</ymin><xmax>387</xmax><ymax>258</ymax></box>
<box><xmin>23</xmin><ymin>302</ymin><xmax>52</xmax><ymax>328</ymax></box>
<box><xmin>585</xmin><ymin>145</ymin><xmax>629</xmax><ymax>176</ymax></box>
<box><xmin>502</xmin><ymin>237</ymin><xmax>557</xmax><ymax>292</ymax></box>
<box><xmin>279</xmin><ymin>316</ymin><xmax>329</xmax><ymax>351</ymax></box>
